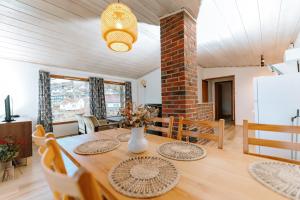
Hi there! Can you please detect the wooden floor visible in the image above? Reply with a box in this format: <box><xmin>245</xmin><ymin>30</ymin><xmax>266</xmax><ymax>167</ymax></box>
<box><xmin>0</xmin><ymin>146</ymin><xmax>52</xmax><ymax>200</ymax></box>
<box><xmin>0</xmin><ymin>124</ymin><xmax>244</xmax><ymax>200</ymax></box>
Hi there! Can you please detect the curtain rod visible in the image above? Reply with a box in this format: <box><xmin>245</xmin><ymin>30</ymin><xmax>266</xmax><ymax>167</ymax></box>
<box><xmin>49</xmin><ymin>74</ymin><xmax>126</xmax><ymax>85</ymax></box>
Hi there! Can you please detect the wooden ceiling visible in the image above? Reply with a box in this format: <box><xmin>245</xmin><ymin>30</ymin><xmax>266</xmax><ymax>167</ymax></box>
<box><xmin>0</xmin><ymin>0</ymin><xmax>300</xmax><ymax>78</ymax></box>
<box><xmin>197</xmin><ymin>0</ymin><xmax>300</xmax><ymax>68</ymax></box>
<box><xmin>0</xmin><ymin>0</ymin><xmax>199</xmax><ymax>78</ymax></box>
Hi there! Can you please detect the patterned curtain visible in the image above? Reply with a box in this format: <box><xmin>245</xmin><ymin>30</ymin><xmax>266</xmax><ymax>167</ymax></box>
<box><xmin>37</xmin><ymin>71</ymin><xmax>53</xmax><ymax>132</ymax></box>
<box><xmin>125</xmin><ymin>81</ymin><xmax>132</xmax><ymax>105</ymax></box>
<box><xmin>89</xmin><ymin>77</ymin><xmax>106</xmax><ymax>119</ymax></box>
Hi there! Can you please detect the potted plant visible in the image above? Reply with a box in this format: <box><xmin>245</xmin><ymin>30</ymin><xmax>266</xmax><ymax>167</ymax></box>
<box><xmin>120</xmin><ymin>102</ymin><xmax>158</xmax><ymax>153</ymax></box>
<box><xmin>0</xmin><ymin>136</ymin><xmax>19</xmax><ymax>181</ymax></box>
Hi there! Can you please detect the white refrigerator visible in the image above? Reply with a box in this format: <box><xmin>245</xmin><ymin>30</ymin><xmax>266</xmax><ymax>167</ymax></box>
<box><xmin>254</xmin><ymin>74</ymin><xmax>300</xmax><ymax>160</ymax></box>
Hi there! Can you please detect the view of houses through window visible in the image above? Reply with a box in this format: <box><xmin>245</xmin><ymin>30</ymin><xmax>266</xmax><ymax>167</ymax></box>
<box><xmin>104</xmin><ymin>83</ymin><xmax>125</xmax><ymax>117</ymax></box>
<box><xmin>50</xmin><ymin>76</ymin><xmax>125</xmax><ymax>122</ymax></box>
<box><xmin>51</xmin><ymin>78</ymin><xmax>90</xmax><ymax>123</ymax></box>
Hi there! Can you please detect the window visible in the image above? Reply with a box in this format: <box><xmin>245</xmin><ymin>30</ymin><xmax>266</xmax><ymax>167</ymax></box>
<box><xmin>104</xmin><ymin>83</ymin><xmax>125</xmax><ymax>117</ymax></box>
<box><xmin>50</xmin><ymin>77</ymin><xmax>89</xmax><ymax>123</ymax></box>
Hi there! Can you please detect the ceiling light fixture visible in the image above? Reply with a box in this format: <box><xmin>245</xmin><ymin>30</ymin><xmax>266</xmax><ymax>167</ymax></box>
<box><xmin>101</xmin><ymin>0</ymin><xmax>138</xmax><ymax>52</ymax></box>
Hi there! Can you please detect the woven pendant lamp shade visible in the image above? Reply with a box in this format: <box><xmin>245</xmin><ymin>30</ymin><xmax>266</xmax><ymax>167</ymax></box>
<box><xmin>101</xmin><ymin>3</ymin><xmax>138</xmax><ymax>52</ymax></box>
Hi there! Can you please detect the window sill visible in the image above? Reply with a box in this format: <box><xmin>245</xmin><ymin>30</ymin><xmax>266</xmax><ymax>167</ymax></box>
<box><xmin>52</xmin><ymin>120</ymin><xmax>77</xmax><ymax>125</ymax></box>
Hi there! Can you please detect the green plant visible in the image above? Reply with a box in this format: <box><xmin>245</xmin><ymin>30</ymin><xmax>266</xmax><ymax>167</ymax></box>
<box><xmin>0</xmin><ymin>136</ymin><xmax>19</xmax><ymax>163</ymax></box>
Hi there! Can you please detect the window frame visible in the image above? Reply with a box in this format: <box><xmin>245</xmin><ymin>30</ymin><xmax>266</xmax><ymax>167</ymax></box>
<box><xmin>49</xmin><ymin>74</ymin><xmax>125</xmax><ymax>125</ymax></box>
<box><xmin>104</xmin><ymin>82</ymin><xmax>126</xmax><ymax>118</ymax></box>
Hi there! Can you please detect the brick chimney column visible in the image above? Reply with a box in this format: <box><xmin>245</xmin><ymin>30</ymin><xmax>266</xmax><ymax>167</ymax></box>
<box><xmin>160</xmin><ymin>10</ymin><xmax>198</xmax><ymax>135</ymax></box>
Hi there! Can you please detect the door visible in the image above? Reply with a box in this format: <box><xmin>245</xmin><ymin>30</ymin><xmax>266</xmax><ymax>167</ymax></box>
<box><xmin>215</xmin><ymin>82</ymin><xmax>222</xmax><ymax>120</ymax></box>
<box><xmin>202</xmin><ymin>80</ymin><xmax>208</xmax><ymax>103</ymax></box>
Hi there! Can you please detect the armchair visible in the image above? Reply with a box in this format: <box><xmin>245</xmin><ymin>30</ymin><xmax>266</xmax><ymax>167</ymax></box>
<box><xmin>83</xmin><ymin>116</ymin><xmax>96</xmax><ymax>134</ymax></box>
<box><xmin>75</xmin><ymin>114</ymin><xmax>86</xmax><ymax>134</ymax></box>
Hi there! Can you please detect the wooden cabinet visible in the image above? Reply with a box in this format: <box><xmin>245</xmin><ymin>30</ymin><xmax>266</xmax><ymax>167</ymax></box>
<box><xmin>0</xmin><ymin>118</ymin><xmax>32</xmax><ymax>158</ymax></box>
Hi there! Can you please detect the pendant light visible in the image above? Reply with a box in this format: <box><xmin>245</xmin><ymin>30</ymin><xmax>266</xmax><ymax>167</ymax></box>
<box><xmin>101</xmin><ymin>0</ymin><xmax>138</xmax><ymax>52</ymax></box>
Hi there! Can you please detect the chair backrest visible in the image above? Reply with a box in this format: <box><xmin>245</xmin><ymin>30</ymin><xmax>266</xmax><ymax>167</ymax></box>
<box><xmin>36</xmin><ymin>124</ymin><xmax>46</xmax><ymax>136</ymax></box>
<box><xmin>32</xmin><ymin>125</ymin><xmax>55</xmax><ymax>155</ymax></box>
<box><xmin>178</xmin><ymin>117</ymin><xmax>224</xmax><ymax>149</ymax></box>
<box><xmin>83</xmin><ymin>116</ymin><xmax>95</xmax><ymax>134</ymax></box>
<box><xmin>146</xmin><ymin>116</ymin><xmax>174</xmax><ymax>138</ymax></box>
<box><xmin>75</xmin><ymin>114</ymin><xmax>85</xmax><ymax>130</ymax></box>
<box><xmin>41</xmin><ymin>138</ymin><xmax>114</xmax><ymax>200</ymax></box>
<box><xmin>243</xmin><ymin>120</ymin><xmax>300</xmax><ymax>165</ymax></box>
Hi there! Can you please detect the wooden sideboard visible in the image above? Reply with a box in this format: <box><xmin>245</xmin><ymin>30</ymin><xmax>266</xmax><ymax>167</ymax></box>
<box><xmin>0</xmin><ymin>118</ymin><xmax>32</xmax><ymax>159</ymax></box>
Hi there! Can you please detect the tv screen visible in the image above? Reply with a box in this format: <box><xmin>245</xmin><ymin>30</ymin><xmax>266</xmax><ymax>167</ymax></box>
<box><xmin>4</xmin><ymin>95</ymin><xmax>13</xmax><ymax>122</ymax></box>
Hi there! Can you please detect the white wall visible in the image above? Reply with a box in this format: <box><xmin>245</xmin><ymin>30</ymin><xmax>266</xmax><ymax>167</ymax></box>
<box><xmin>136</xmin><ymin>68</ymin><xmax>162</xmax><ymax>105</ymax></box>
<box><xmin>0</xmin><ymin>59</ymin><xmax>137</xmax><ymax>137</ymax></box>
<box><xmin>295</xmin><ymin>32</ymin><xmax>300</xmax><ymax>47</ymax></box>
<box><xmin>198</xmin><ymin>66</ymin><xmax>274</xmax><ymax>125</ymax></box>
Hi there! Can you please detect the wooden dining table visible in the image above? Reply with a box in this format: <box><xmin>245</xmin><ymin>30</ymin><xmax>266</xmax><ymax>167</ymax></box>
<box><xmin>57</xmin><ymin>128</ymin><xmax>286</xmax><ymax>200</ymax></box>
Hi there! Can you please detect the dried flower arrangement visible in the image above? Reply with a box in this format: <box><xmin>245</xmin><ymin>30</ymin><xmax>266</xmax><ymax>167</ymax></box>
<box><xmin>120</xmin><ymin>102</ymin><xmax>158</xmax><ymax>128</ymax></box>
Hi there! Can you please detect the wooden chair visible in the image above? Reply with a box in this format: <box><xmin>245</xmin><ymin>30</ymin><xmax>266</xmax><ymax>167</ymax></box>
<box><xmin>36</xmin><ymin>124</ymin><xmax>46</xmax><ymax>136</ymax></box>
<box><xmin>32</xmin><ymin>125</ymin><xmax>79</xmax><ymax>175</ymax></box>
<box><xmin>32</xmin><ymin>125</ymin><xmax>55</xmax><ymax>156</ymax></box>
<box><xmin>178</xmin><ymin>117</ymin><xmax>225</xmax><ymax>149</ymax></box>
<box><xmin>41</xmin><ymin>138</ymin><xmax>115</xmax><ymax>200</ymax></box>
<box><xmin>146</xmin><ymin>116</ymin><xmax>174</xmax><ymax>138</ymax></box>
<box><xmin>243</xmin><ymin>120</ymin><xmax>300</xmax><ymax>165</ymax></box>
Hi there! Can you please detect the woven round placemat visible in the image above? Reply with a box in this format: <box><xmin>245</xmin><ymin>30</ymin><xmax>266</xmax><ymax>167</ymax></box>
<box><xmin>249</xmin><ymin>161</ymin><xmax>300</xmax><ymax>200</ymax></box>
<box><xmin>73</xmin><ymin>139</ymin><xmax>120</xmax><ymax>155</ymax></box>
<box><xmin>108</xmin><ymin>156</ymin><xmax>180</xmax><ymax>198</ymax></box>
<box><xmin>157</xmin><ymin>141</ymin><xmax>207</xmax><ymax>161</ymax></box>
<box><xmin>116</xmin><ymin>132</ymin><xmax>131</xmax><ymax>142</ymax></box>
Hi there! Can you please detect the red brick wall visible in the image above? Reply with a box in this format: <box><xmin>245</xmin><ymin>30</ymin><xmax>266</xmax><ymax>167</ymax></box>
<box><xmin>160</xmin><ymin>11</ymin><xmax>198</xmax><ymax>133</ymax></box>
<box><xmin>197</xmin><ymin>103</ymin><xmax>214</xmax><ymax>121</ymax></box>
<box><xmin>197</xmin><ymin>103</ymin><xmax>215</xmax><ymax>134</ymax></box>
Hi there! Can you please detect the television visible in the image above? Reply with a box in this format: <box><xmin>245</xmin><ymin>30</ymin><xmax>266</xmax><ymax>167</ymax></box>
<box><xmin>4</xmin><ymin>95</ymin><xmax>14</xmax><ymax>122</ymax></box>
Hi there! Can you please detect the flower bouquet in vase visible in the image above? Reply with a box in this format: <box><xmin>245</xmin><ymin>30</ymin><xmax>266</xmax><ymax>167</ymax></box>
<box><xmin>120</xmin><ymin>102</ymin><xmax>158</xmax><ymax>153</ymax></box>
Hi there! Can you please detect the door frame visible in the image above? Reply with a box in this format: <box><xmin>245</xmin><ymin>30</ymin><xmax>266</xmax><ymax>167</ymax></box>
<box><xmin>202</xmin><ymin>80</ymin><xmax>209</xmax><ymax>103</ymax></box>
<box><xmin>203</xmin><ymin>75</ymin><xmax>235</xmax><ymax>123</ymax></box>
